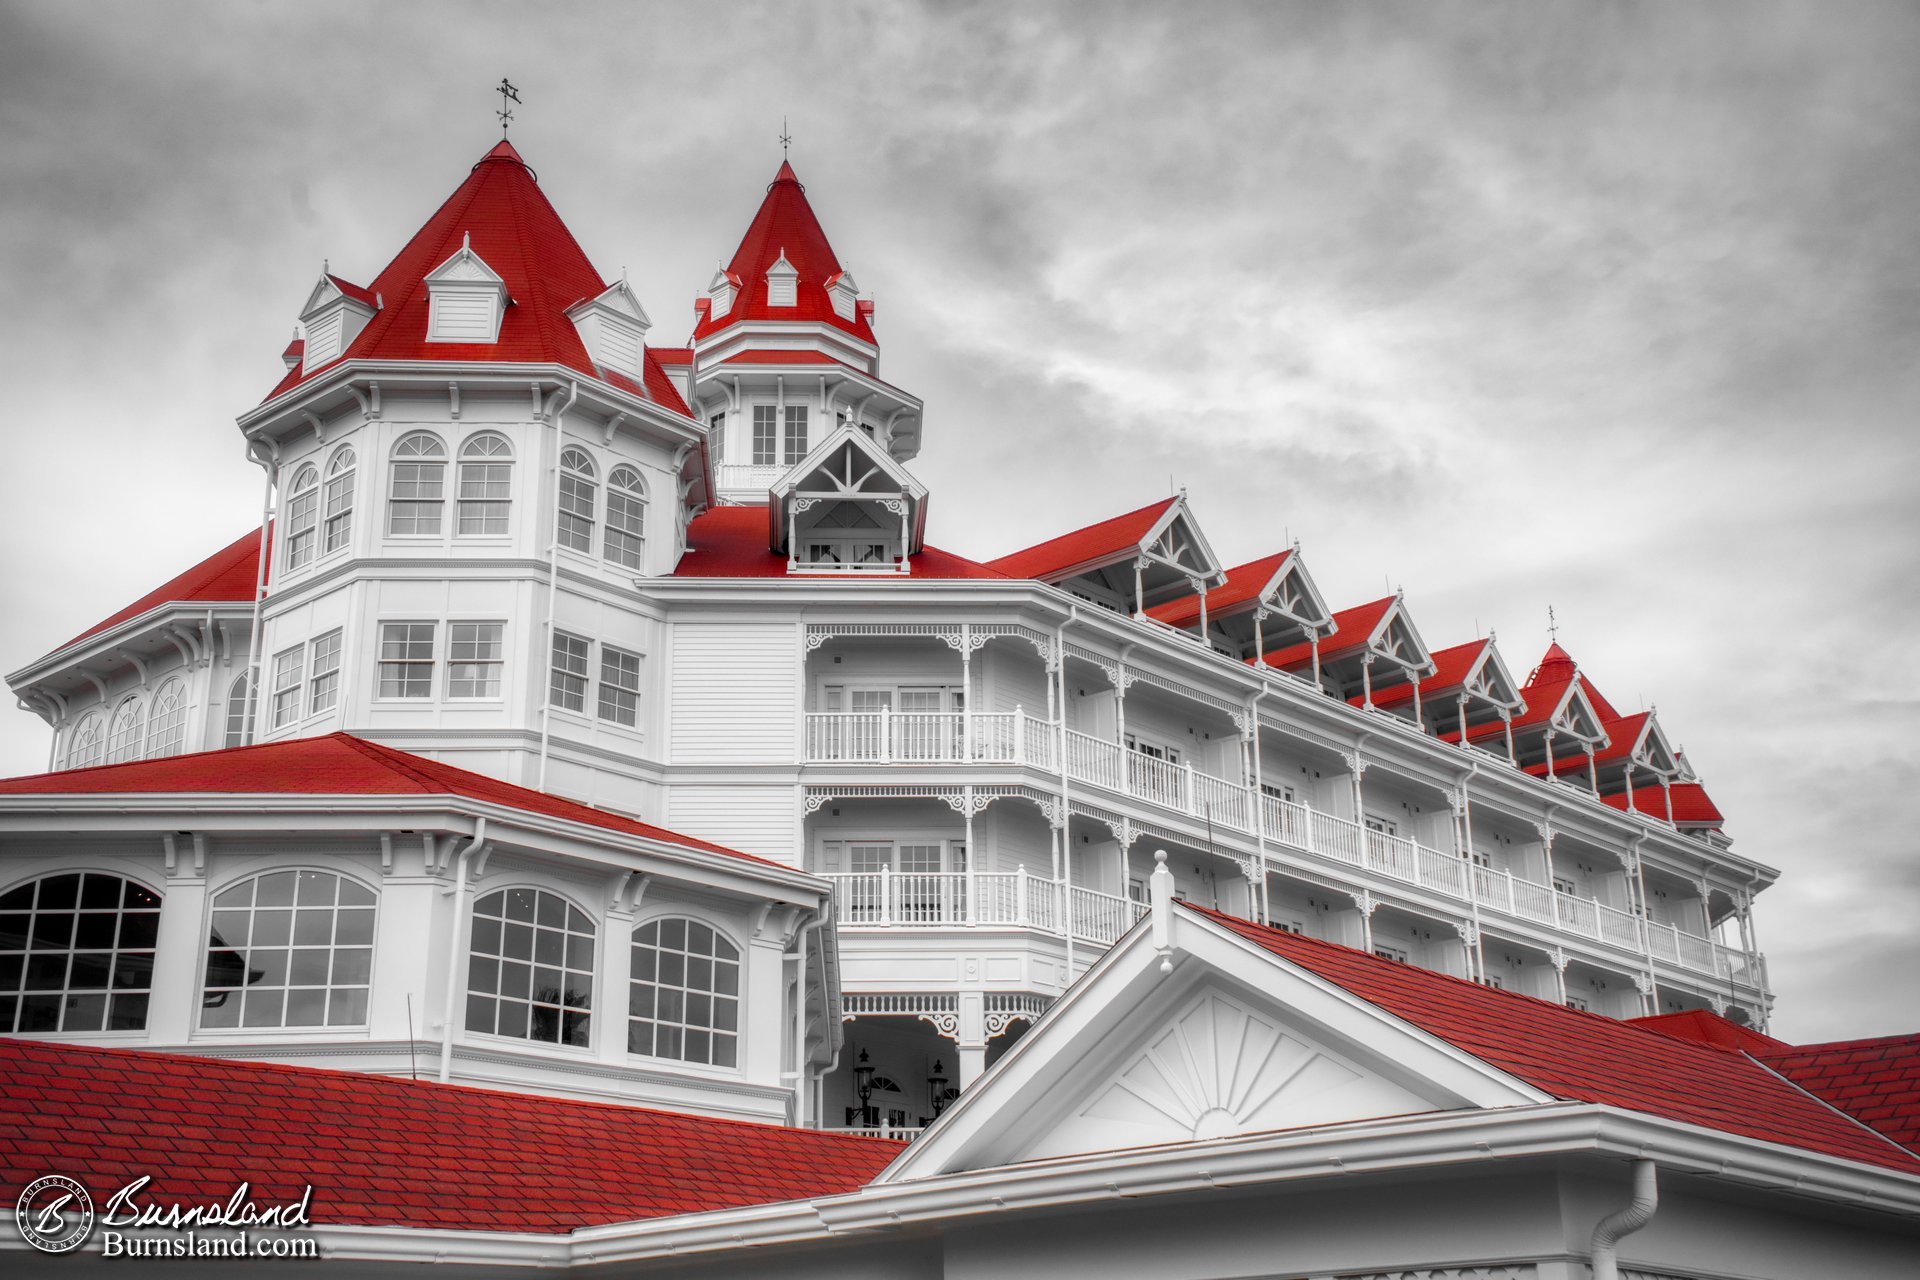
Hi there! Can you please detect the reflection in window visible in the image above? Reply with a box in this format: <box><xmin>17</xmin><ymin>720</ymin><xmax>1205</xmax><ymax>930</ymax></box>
<box><xmin>465</xmin><ymin>888</ymin><xmax>593</xmax><ymax>1047</ymax></box>
<box><xmin>628</xmin><ymin>917</ymin><xmax>739</xmax><ymax>1067</ymax></box>
<box><xmin>200</xmin><ymin>870</ymin><xmax>375</xmax><ymax>1029</ymax></box>
<box><xmin>0</xmin><ymin>873</ymin><xmax>160</xmax><ymax>1033</ymax></box>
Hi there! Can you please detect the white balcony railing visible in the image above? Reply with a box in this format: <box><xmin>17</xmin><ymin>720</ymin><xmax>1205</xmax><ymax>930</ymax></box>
<box><xmin>806</xmin><ymin>713</ymin><xmax>1759</xmax><ymax>986</ymax></box>
<box><xmin>716</xmin><ymin>462</ymin><xmax>786</xmax><ymax>491</ymax></box>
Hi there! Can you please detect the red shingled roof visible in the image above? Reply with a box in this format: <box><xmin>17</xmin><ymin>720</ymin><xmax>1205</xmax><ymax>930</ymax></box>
<box><xmin>266</xmin><ymin>141</ymin><xmax>687</xmax><ymax>414</ymax></box>
<box><xmin>1259</xmin><ymin>596</ymin><xmax>1394</xmax><ymax>671</ymax></box>
<box><xmin>0</xmin><ymin>1038</ymin><xmax>900</xmax><ymax>1234</ymax></box>
<box><xmin>986</xmin><ymin>497</ymin><xmax>1178</xmax><ymax>582</ymax></box>
<box><xmin>1146</xmin><ymin>551</ymin><xmax>1292</xmax><ymax>630</ymax></box>
<box><xmin>1758</xmin><ymin>1035</ymin><xmax>1920</xmax><ymax>1155</ymax></box>
<box><xmin>693</xmin><ymin>161</ymin><xmax>875</xmax><ymax>346</ymax></box>
<box><xmin>1369</xmin><ymin>637</ymin><xmax>1498</xmax><ymax>711</ymax></box>
<box><xmin>1190</xmin><ymin>905</ymin><xmax>1920</xmax><ymax>1174</ymax></box>
<box><xmin>1628</xmin><ymin>1009</ymin><xmax>1787</xmax><ymax>1054</ymax></box>
<box><xmin>673</xmin><ymin>506</ymin><xmax>1003</xmax><ymax>580</ymax></box>
<box><xmin>1600</xmin><ymin>780</ymin><xmax>1725</xmax><ymax>826</ymax></box>
<box><xmin>63</xmin><ymin>526</ymin><xmax>264</xmax><ymax>649</ymax></box>
<box><xmin>0</xmin><ymin>733</ymin><xmax>779</xmax><ymax>868</ymax></box>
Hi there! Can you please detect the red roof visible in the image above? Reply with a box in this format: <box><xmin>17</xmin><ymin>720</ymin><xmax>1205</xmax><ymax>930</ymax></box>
<box><xmin>323</xmin><ymin>273</ymin><xmax>379</xmax><ymax>309</ymax></box>
<box><xmin>672</xmin><ymin>506</ymin><xmax>1003</xmax><ymax>580</ymax></box>
<box><xmin>985</xmin><ymin>497</ymin><xmax>1177</xmax><ymax>582</ymax></box>
<box><xmin>1368</xmin><ymin>637</ymin><xmax>1498</xmax><ymax>711</ymax></box>
<box><xmin>652</xmin><ymin>346</ymin><xmax>694</xmax><ymax>365</ymax></box>
<box><xmin>1527</xmin><ymin>643</ymin><xmax>1625</xmax><ymax>722</ymax></box>
<box><xmin>1259</xmin><ymin>596</ymin><xmax>1394</xmax><ymax>671</ymax></box>
<box><xmin>693</xmin><ymin>161</ymin><xmax>875</xmax><ymax>346</ymax></box>
<box><xmin>266</xmin><ymin>141</ymin><xmax>687</xmax><ymax>414</ymax></box>
<box><xmin>1146</xmin><ymin>551</ymin><xmax>1292</xmax><ymax>630</ymax></box>
<box><xmin>1628</xmin><ymin>1009</ymin><xmax>1787</xmax><ymax>1054</ymax></box>
<box><xmin>1600</xmin><ymin>780</ymin><xmax>1725</xmax><ymax>826</ymax></box>
<box><xmin>63</xmin><ymin>525</ymin><xmax>263</xmax><ymax>649</ymax></box>
<box><xmin>0</xmin><ymin>733</ymin><xmax>779</xmax><ymax>868</ymax></box>
<box><xmin>719</xmin><ymin>348</ymin><xmax>842</xmax><ymax>365</ymax></box>
<box><xmin>1758</xmin><ymin>1036</ymin><xmax>1920</xmax><ymax>1155</ymax></box>
<box><xmin>0</xmin><ymin>1038</ymin><xmax>899</xmax><ymax>1234</ymax></box>
<box><xmin>1191</xmin><ymin>906</ymin><xmax>1920</xmax><ymax>1173</ymax></box>
<box><xmin>1586</xmin><ymin>712</ymin><xmax>1655</xmax><ymax>769</ymax></box>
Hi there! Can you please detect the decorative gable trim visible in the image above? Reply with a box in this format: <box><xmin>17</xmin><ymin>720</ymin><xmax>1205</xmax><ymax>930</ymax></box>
<box><xmin>769</xmin><ymin>425</ymin><xmax>929</xmax><ymax>571</ymax></box>
<box><xmin>424</xmin><ymin>234</ymin><xmax>509</xmax><ymax>344</ymax></box>
<box><xmin>567</xmin><ymin>279</ymin><xmax>652</xmax><ymax>380</ymax></box>
<box><xmin>1365</xmin><ymin>596</ymin><xmax>1437</xmax><ymax>677</ymax></box>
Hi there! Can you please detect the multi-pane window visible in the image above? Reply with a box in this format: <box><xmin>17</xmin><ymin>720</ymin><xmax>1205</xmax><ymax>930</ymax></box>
<box><xmin>224</xmin><ymin>673</ymin><xmax>253</xmax><ymax>747</ymax></box>
<box><xmin>270</xmin><ymin>645</ymin><xmax>304</xmax><ymax>728</ymax></box>
<box><xmin>456</xmin><ymin>433</ymin><xmax>513</xmax><ymax>535</ymax></box>
<box><xmin>598</xmin><ymin>645</ymin><xmax>640</xmax><ymax>726</ymax></box>
<box><xmin>146</xmin><ymin>678</ymin><xmax>187</xmax><ymax>758</ymax></box>
<box><xmin>388</xmin><ymin>433</ymin><xmax>447</xmax><ymax>535</ymax></box>
<box><xmin>604</xmin><ymin>467</ymin><xmax>645</xmax><ymax>570</ymax></box>
<box><xmin>447</xmin><ymin>622</ymin><xmax>504</xmax><ymax>698</ymax></box>
<box><xmin>550</xmin><ymin>632</ymin><xmax>589</xmax><ymax>713</ymax></box>
<box><xmin>308</xmin><ymin>629</ymin><xmax>343</xmax><ymax>714</ymax></box>
<box><xmin>377</xmin><ymin>622</ymin><xmax>436</xmax><ymax>698</ymax></box>
<box><xmin>323</xmin><ymin>448</ymin><xmax>355</xmax><ymax>553</ymax></box>
<box><xmin>783</xmin><ymin>404</ymin><xmax>808</xmax><ymax>463</ymax></box>
<box><xmin>201</xmin><ymin>870</ymin><xmax>375</xmax><ymax>1030</ymax></box>
<box><xmin>64</xmin><ymin>713</ymin><xmax>104</xmax><ymax>769</ymax></box>
<box><xmin>557</xmin><ymin>448</ymin><xmax>596</xmax><ymax>552</ymax></box>
<box><xmin>465</xmin><ymin>888</ymin><xmax>593</xmax><ymax>1047</ymax></box>
<box><xmin>285</xmin><ymin>464</ymin><xmax>320</xmax><ymax>568</ymax></box>
<box><xmin>628</xmin><ymin>917</ymin><xmax>739</xmax><ymax>1067</ymax></box>
<box><xmin>0</xmin><ymin>873</ymin><xmax>160</xmax><ymax>1033</ymax></box>
<box><xmin>106</xmin><ymin>696</ymin><xmax>144</xmax><ymax>764</ymax></box>
<box><xmin>752</xmin><ymin>405</ymin><xmax>777</xmax><ymax>466</ymax></box>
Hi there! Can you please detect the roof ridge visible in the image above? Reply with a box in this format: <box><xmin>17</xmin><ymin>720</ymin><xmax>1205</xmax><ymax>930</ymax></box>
<box><xmin>1742</xmin><ymin>1046</ymin><xmax>1920</xmax><ymax>1160</ymax></box>
<box><xmin>1761</xmin><ymin>1032</ymin><xmax>1920</xmax><ymax>1057</ymax></box>
<box><xmin>325</xmin><ymin>732</ymin><xmax>445</xmax><ymax>794</ymax></box>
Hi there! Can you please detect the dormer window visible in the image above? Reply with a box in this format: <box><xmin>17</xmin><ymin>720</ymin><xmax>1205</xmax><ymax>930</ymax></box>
<box><xmin>298</xmin><ymin>272</ymin><xmax>379</xmax><ymax>369</ymax></box>
<box><xmin>766</xmin><ymin>250</ymin><xmax>798</xmax><ymax>308</ymax></box>
<box><xmin>827</xmin><ymin>269</ymin><xmax>859</xmax><ymax>320</ymax></box>
<box><xmin>424</xmin><ymin>234</ymin><xmax>508</xmax><ymax>344</ymax></box>
<box><xmin>769</xmin><ymin>426</ymin><xmax>927</xmax><ymax>575</ymax></box>
<box><xmin>707</xmin><ymin>268</ymin><xmax>739</xmax><ymax>319</ymax></box>
<box><xmin>566</xmin><ymin>279</ymin><xmax>651</xmax><ymax>379</ymax></box>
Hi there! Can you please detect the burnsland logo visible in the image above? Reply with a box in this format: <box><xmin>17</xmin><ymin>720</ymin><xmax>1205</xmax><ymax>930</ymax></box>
<box><xmin>14</xmin><ymin>1174</ymin><xmax>318</xmax><ymax>1259</ymax></box>
<box><xmin>15</xmin><ymin>1175</ymin><xmax>95</xmax><ymax>1254</ymax></box>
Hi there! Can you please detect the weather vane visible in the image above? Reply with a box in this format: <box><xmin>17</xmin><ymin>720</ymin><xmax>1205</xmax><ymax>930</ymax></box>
<box><xmin>497</xmin><ymin>78</ymin><xmax>520</xmax><ymax>134</ymax></box>
<box><xmin>1547</xmin><ymin>605</ymin><xmax>1559</xmax><ymax>641</ymax></box>
<box><xmin>780</xmin><ymin>116</ymin><xmax>792</xmax><ymax>158</ymax></box>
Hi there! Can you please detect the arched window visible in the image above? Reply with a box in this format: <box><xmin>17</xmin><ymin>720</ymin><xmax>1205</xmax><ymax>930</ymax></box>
<box><xmin>388</xmin><ymin>432</ymin><xmax>447</xmax><ymax>536</ymax></box>
<box><xmin>223</xmin><ymin>672</ymin><xmax>253</xmax><ymax>748</ymax></box>
<box><xmin>466</xmin><ymin>887</ymin><xmax>593</xmax><ymax>1047</ymax></box>
<box><xmin>200</xmin><ymin>870</ymin><xmax>375</xmax><ymax>1029</ymax></box>
<box><xmin>323</xmin><ymin>447</ymin><xmax>356</xmax><ymax>553</ymax></box>
<box><xmin>456</xmin><ymin>433</ymin><xmax>513</xmax><ymax>536</ymax></box>
<box><xmin>0</xmin><ymin>872</ymin><xmax>161</xmax><ymax>1032</ymax></box>
<box><xmin>105</xmin><ymin>696</ymin><xmax>145</xmax><ymax>765</ymax></box>
<box><xmin>146</xmin><ymin>678</ymin><xmax>187</xmax><ymax>758</ymax></box>
<box><xmin>285</xmin><ymin>464</ymin><xmax>321</xmax><ymax>568</ymax></box>
<box><xmin>629</xmin><ymin>917</ymin><xmax>739</xmax><ymax>1067</ymax></box>
<box><xmin>604</xmin><ymin>466</ymin><xmax>646</xmax><ymax>570</ymax></box>
<box><xmin>557</xmin><ymin>447</ymin><xmax>596</xmax><ymax>553</ymax></box>
<box><xmin>65</xmin><ymin>712</ymin><xmax>105</xmax><ymax>770</ymax></box>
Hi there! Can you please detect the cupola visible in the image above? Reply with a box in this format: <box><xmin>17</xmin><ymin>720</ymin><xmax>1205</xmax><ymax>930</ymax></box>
<box><xmin>567</xmin><ymin>277</ymin><xmax>651</xmax><ymax>379</ymax></box>
<box><xmin>423</xmin><ymin>233</ymin><xmax>509</xmax><ymax>343</ymax></box>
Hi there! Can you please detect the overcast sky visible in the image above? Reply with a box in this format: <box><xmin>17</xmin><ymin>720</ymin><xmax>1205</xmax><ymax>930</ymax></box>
<box><xmin>1</xmin><ymin>1</ymin><xmax>1914</xmax><ymax>1042</ymax></box>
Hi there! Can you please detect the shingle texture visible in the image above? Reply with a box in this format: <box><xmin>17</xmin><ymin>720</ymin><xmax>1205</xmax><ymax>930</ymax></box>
<box><xmin>1759</xmin><ymin>1035</ymin><xmax>1920</xmax><ymax>1155</ymax></box>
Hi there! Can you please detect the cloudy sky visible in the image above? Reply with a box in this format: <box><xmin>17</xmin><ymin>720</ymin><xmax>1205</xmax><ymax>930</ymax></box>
<box><xmin>1</xmin><ymin>1</ymin><xmax>1914</xmax><ymax>1041</ymax></box>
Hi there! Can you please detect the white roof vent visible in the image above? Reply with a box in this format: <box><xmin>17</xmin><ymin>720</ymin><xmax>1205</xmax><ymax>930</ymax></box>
<box><xmin>567</xmin><ymin>277</ymin><xmax>652</xmax><ymax>380</ymax></box>
<box><xmin>766</xmin><ymin>249</ymin><xmax>798</xmax><ymax>308</ymax></box>
<box><xmin>827</xmin><ymin>269</ymin><xmax>859</xmax><ymax>321</ymax></box>
<box><xmin>296</xmin><ymin>267</ymin><xmax>379</xmax><ymax>370</ymax></box>
<box><xmin>707</xmin><ymin>266</ymin><xmax>739</xmax><ymax>320</ymax></box>
<box><xmin>424</xmin><ymin>234</ymin><xmax>508</xmax><ymax>344</ymax></box>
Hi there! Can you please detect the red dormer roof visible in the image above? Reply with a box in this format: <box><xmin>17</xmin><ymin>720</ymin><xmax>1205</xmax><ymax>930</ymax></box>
<box><xmin>0</xmin><ymin>732</ymin><xmax>779</xmax><ymax>869</ymax></box>
<box><xmin>692</xmin><ymin>161</ymin><xmax>875</xmax><ymax>346</ymax></box>
<box><xmin>1758</xmin><ymin>1035</ymin><xmax>1920</xmax><ymax>1155</ymax></box>
<box><xmin>61</xmin><ymin>525</ymin><xmax>264</xmax><ymax>650</ymax></box>
<box><xmin>1600</xmin><ymin>780</ymin><xmax>1725</xmax><ymax>826</ymax></box>
<box><xmin>1191</xmin><ymin>905</ymin><xmax>1920</xmax><ymax>1175</ymax></box>
<box><xmin>986</xmin><ymin>497</ymin><xmax>1178</xmax><ymax>582</ymax></box>
<box><xmin>0</xmin><ymin>1038</ymin><xmax>901</xmax><ymax>1234</ymax></box>
<box><xmin>1145</xmin><ymin>551</ymin><xmax>1293</xmax><ymax>630</ymax></box>
<box><xmin>1259</xmin><ymin>596</ymin><xmax>1395</xmax><ymax>670</ymax></box>
<box><xmin>671</xmin><ymin>506</ymin><xmax>1005</xmax><ymax>580</ymax></box>
<box><xmin>323</xmin><ymin>273</ymin><xmax>379</xmax><ymax>310</ymax></box>
<box><xmin>1367</xmin><ymin>637</ymin><xmax>1499</xmax><ymax>711</ymax></box>
<box><xmin>266</xmin><ymin>140</ymin><xmax>687</xmax><ymax>414</ymax></box>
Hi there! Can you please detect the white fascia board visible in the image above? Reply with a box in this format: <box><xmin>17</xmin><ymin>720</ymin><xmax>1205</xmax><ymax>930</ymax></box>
<box><xmin>7</xmin><ymin>600</ymin><xmax>254</xmax><ymax>687</ymax></box>
<box><xmin>695</xmin><ymin>319</ymin><xmax>880</xmax><ymax>362</ymax></box>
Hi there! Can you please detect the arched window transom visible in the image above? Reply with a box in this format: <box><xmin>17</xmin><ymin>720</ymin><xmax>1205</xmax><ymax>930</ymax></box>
<box><xmin>324</xmin><ymin>447</ymin><xmax>356</xmax><ymax>553</ymax></box>
<box><xmin>147</xmin><ymin>678</ymin><xmax>187</xmax><ymax>759</ymax></box>
<box><xmin>65</xmin><ymin>712</ymin><xmax>104</xmax><ymax>770</ymax></box>
<box><xmin>0</xmin><ymin>873</ymin><xmax>160</xmax><ymax>1033</ymax></box>
<box><xmin>286</xmin><ymin>464</ymin><xmax>321</xmax><ymax>568</ymax></box>
<box><xmin>388</xmin><ymin>432</ymin><xmax>447</xmax><ymax>536</ymax></box>
<box><xmin>201</xmin><ymin>870</ymin><xmax>376</xmax><ymax>1029</ymax></box>
<box><xmin>456</xmin><ymin>433</ymin><xmax>513</xmax><ymax>536</ymax></box>
<box><xmin>105</xmin><ymin>696</ymin><xmax>145</xmax><ymax>765</ymax></box>
<box><xmin>629</xmin><ymin>917</ymin><xmax>739</xmax><ymax>1067</ymax></box>
<box><xmin>466</xmin><ymin>888</ymin><xmax>593</xmax><ymax>1046</ymax></box>
<box><xmin>557</xmin><ymin>447</ymin><xmax>596</xmax><ymax>553</ymax></box>
<box><xmin>605</xmin><ymin>466</ymin><xmax>646</xmax><ymax>570</ymax></box>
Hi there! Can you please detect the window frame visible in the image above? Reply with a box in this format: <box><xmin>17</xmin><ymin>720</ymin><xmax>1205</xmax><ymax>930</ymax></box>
<box><xmin>549</xmin><ymin>631</ymin><xmax>590</xmax><ymax>714</ymax></box>
<box><xmin>455</xmin><ymin>432</ymin><xmax>514</xmax><ymax>538</ymax></box>
<box><xmin>146</xmin><ymin>677</ymin><xmax>188</xmax><ymax>759</ymax></box>
<box><xmin>463</xmin><ymin>886</ymin><xmax>596</xmax><ymax>1050</ymax></box>
<box><xmin>285</xmin><ymin>464</ymin><xmax>321</xmax><ymax>570</ymax></box>
<box><xmin>627</xmin><ymin>915</ymin><xmax>742</xmax><ymax>1070</ymax></box>
<box><xmin>387</xmin><ymin>432</ymin><xmax>448</xmax><ymax>538</ymax></box>
<box><xmin>376</xmin><ymin>621</ymin><xmax>438</xmax><ymax>700</ymax></box>
<box><xmin>269</xmin><ymin>644</ymin><xmax>305</xmax><ymax>729</ymax></box>
<box><xmin>105</xmin><ymin>695</ymin><xmax>145</xmax><ymax>765</ymax></box>
<box><xmin>224</xmin><ymin>672</ymin><xmax>254</xmax><ymax>748</ymax></box>
<box><xmin>197</xmin><ymin>868</ymin><xmax>378</xmax><ymax>1033</ymax></box>
<box><xmin>446</xmin><ymin>621</ymin><xmax>506</xmax><ymax>700</ymax></box>
<box><xmin>782</xmin><ymin>404</ymin><xmax>808</xmax><ymax>464</ymax></box>
<box><xmin>603</xmin><ymin>466</ymin><xmax>646</xmax><ymax>570</ymax></box>
<box><xmin>751</xmin><ymin>405</ymin><xmax>777</xmax><ymax>466</ymax></box>
<box><xmin>63</xmin><ymin>712</ymin><xmax>105</xmax><ymax>770</ymax></box>
<box><xmin>597</xmin><ymin>644</ymin><xmax>641</xmax><ymax>726</ymax></box>
<box><xmin>307</xmin><ymin>628</ymin><xmax>343</xmax><ymax>716</ymax></box>
<box><xmin>323</xmin><ymin>446</ymin><xmax>356</xmax><ymax>555</ymax></box>
<box><xmin>0</xmin><ymin>871</ymin><xmax>163</xmax><ymax>1035</ymax></box>
<box><xmin>557</xmin><ymin>447</ymin><xmax>597</xmax><ymax>554</ymax></box>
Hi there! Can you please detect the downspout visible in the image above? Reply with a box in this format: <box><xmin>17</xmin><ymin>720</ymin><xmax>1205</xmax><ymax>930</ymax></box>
<box><xmin>1248</xmin><ymin>687</ymin><xmax>1271</xmax><ymax>923</ymax></box>
<box><xmin>1457</xmin><ymin>763</ymin><xmax>1484</xmax><ymax>982</ymax></box>
<box><xmin>1589</xmin><ymin>1159</ymin><xmax>1658</xmax><ymax>1280</ymax></box>
<box><xmin>1057</xmin><ymin>609</ymin><xmax>1077</xmax><ymax>975</ymax></box>
<box><xmin>438</xmin><ymin>817</ymin><xmax>489</xmax><ymax>1082</ymax></box>
<box><xmin>783</xmin><ymin>910</ymin><xmax>813</xmax><ymax>1127</ymax></box>
<box><xmin>537</xmin><ymin>381</ymin><xmax>581</xmax><ymax>791</ymax></box>
<box><xmin>1630</xmin><ymin>832</ymin><xmax>1660</xmax><ymax>1014</ymax></box>
<box><xmin>240</xmin><ymin>437</ymin><xmax>281</xmax><ymax>745</ymax></box>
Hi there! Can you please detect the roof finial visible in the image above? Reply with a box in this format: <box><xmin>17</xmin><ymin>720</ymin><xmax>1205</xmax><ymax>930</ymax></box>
<box><xmin>1547</xmin><ymin>604</ymin><xmax>1559</xmax><ymax>642</ymax></box>
<box><xmin>779</xmin><ymin>115</ymin><xmax>792</xmax><ymax>159</ymax></box>
<box><xmin>496</xmin><ymin>78</ymin><xmax>520</xmax><ymax>134</ymax></box>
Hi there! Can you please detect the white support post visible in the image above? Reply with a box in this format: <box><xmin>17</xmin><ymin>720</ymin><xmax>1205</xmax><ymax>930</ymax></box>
<box><xmin>1013</xmin><ymin>706</ymin><xmax>1025</xmax><ymax>765</ymax></box>
<box><xmin>879</xmin><ymin>864</ymin><xmax>894</xmax><ymax>926</ymax></box>
<box><xmin>963</xmin><ymin>788</ymin><xmax>977</xmax><ymax>926</ymax></box>
<box><xmin>879</xmin><ymin>704</ymin><xmax>893</xmax><ymax>764</ymax></box>
<box><xmin>959</xmin><ymin>627</ymin><xmax>973</xmax><ymax>762</ymax></box>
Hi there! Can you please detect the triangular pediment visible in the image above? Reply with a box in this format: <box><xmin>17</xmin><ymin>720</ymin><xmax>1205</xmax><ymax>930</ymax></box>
<box><xmin>1465</xmin><ymin>640</ymin><xmax>1525</xmax><ymax>711</ymax></box>
<box><xmin>768</xmin><ymin>425</ymin><xmax>928</xmax><ymax>559</ymax></box>
<box><xmin>425</xmin><ymin>238</ymin><xmax>506</xmax><ymax>287</ymax></box>
<box><xmin>1367</xmin><ymin>599</ymin><xmax>1435</xmax><ymax>675</ymax></box>
<box><xmin>879</xmin><ymin>904</ymin><xmax>1543</xmax><ymax>1181</ymax></box>
<box><xmin>1554</xmin><ymin>682</ymin><xmax>1606</xmax><ymax>742</ymax></box>
<box><xmin>1265</xmin><ymin>552</ymin><xmax>1332</xmax><ymax>629</ymax></box>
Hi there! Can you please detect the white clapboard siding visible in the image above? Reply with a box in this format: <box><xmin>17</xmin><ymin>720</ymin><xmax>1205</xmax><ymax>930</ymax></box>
<box><xmin>429</xmin><ymin>290</ymin><xmax>498</xmax><ymax>342</ymax></box>
<box><xmin>669</xmin><ymin>623</ymin><xmax>798</xmax><ymax>762</ymax></box>
<box><xmin>598</xmin><ymin>318</ymin><xmax>642</xmax><ymax>375</ymax></box>
<box><xmin>667</xmin><ymin>786</ymin><xmax>796</xmax><ymax>866</ymax></box>
<box><xmin>303</xmin><ymin>309</ymin><xmax>345</xmax><ymax>366</ymax></box>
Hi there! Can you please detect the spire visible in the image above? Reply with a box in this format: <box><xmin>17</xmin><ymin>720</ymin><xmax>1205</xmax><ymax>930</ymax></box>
<box><xmin>694</xmin><ymin>160</ymin><xmax>874</xmax><ymax>343</ymax></box>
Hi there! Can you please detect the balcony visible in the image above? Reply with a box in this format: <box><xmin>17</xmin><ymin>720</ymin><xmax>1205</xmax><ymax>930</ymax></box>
<box><xmin>805</xmin><ymin>711</ymin><xmax>1761</xmax><ymax>988</ymax></box>
<box><xmin>716</xmin><ymin>462</ymin><xmax>787</xmax><ymax>491</ymax></box>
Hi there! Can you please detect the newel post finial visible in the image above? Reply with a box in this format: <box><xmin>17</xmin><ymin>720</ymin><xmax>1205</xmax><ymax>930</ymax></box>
<box><xmin>1150</xmin><ymin>849</ymin><xmax>1175</xmax><ymax>973</ymax></box>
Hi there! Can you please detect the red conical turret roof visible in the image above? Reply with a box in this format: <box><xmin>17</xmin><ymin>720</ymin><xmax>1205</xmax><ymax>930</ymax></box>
<box><xmin>694</xmin><ymin>161</ymin><xmax>875</xmax><ymax>345</ymax></box>
<box><xmin>266</xmin><ymin>140</ymin><xmax>687</xmax><ymax>412</ymax></box>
